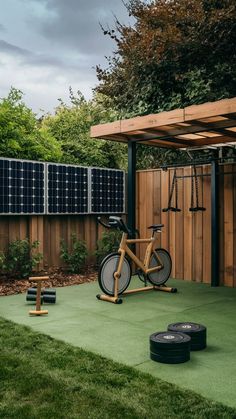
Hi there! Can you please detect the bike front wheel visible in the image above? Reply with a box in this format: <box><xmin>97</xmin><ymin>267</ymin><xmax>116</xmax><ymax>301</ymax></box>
<box><xmin>147</xmin><ymin>248</ymin><xmax>172</xmax><ymax>286</ymax></box>
<box><xmin>98</xmin><ymin>252</ymin><xmax>131</xmax><ymax>296</ymax></box>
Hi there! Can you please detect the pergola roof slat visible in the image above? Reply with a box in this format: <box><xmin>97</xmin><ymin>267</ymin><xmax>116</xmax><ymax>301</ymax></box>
<box><xmin>120</xmin><ymin>109</ymin><xmax>184</xmax><ymax>132</ymax></box>
<box><xmin>184</xmin><ymin>97</ymin><xmax>236</xmax><ymax>121</ymax></box>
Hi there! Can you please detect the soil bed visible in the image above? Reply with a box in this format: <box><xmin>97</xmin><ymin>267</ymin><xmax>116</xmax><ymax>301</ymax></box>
<box><xmin>0</xmin><ymin>267</ymin><xmax>97</xmax><ymax>296</ymax></box>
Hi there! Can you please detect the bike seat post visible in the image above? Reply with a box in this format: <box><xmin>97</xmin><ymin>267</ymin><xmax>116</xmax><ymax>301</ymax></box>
<box><xmin>120</xmin><ymin>232</ymin><xmax>128</xmax><ymax>249</ymax></box>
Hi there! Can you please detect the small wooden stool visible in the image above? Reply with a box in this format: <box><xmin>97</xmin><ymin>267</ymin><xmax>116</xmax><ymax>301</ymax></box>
<box><xmin>28</xmin><ymin>276</ymin><xmax>49</xmax><ymax>316</ymax></box>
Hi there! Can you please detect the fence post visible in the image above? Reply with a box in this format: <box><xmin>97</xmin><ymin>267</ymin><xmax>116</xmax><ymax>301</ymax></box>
<box><xmin>127</xmin><ymin>141</ymin><xmax>136</xmax><ymax>235</ymax></box>
<box><xmin>211</xmin><ymin>160</ymin><xmax>219</xmax><ymax>286</ymax></box>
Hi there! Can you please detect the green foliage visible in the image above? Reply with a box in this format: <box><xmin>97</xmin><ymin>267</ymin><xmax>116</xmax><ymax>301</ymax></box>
<box><xmin>96</xmin><ymin>0</ymin><xmax>236</xmax><ymax>116</ymax></box>
<box><xmin>95</xmin><ymin>230</ymin><xmax>122</xmax><ymax>264</ymax></box>
<box><xmin>95</xmin><ymin>0</ymin><xmax>236</xmax><ymax>168</ymax></box>
<box><xmin>0</xmin><ymin>87</ymin><xmax>126</xmax><ymax>169</ymax></box>
<box><xmin>60</xmin><ymin>233</ymin><xmax>88</xmax><ymax>273</ymax></box>
<box><xmin>0</xmin><ymin>87</ymin><xmax>62</xmax><ymax>162</ymax></box>
<box><xmin>0</xmin><ymin>252</ymin><xmax>5</xmax><ymax>272</ymax></box>
<box><xmin>3</xmin><ymin>239</ymin><xmax>43</xmax><ymax>278</ymax></box>
<box><xmin>42</xmin><ymin>88</ymin><xmax>127</xmax><ymax>170</ymax></box>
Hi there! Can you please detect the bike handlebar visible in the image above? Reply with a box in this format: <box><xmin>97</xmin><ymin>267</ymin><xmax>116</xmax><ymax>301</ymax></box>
<box><xmin>97</xmin><ymin>217</ymin><xmax>111</xmax><ymax>229</ymax></box>
<box><xmin>97</xmin><ymin>216</ymin><xmax>130</xmax><ymax>234</ymax></box>
<box><xmin>97</xmin><ymin>217</ymin><xmax>162</xmax><ymax>237</ymax></box>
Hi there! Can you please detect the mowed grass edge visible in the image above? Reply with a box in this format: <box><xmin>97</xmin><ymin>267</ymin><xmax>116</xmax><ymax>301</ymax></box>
<box><xmin>0</xmin><ymin>317</ymin><xmax>235</xmax><ymax>419</ymax></box>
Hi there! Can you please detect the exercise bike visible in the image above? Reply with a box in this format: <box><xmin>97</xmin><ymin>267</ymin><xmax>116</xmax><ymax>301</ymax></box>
<box><xmin>97</xmin><ymin>216</ymin><xmax>177</xmax><ymax>304</ymax></box>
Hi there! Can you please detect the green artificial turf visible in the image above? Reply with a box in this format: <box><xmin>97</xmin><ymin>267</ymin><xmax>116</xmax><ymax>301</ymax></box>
<box><xmin>0</xmin><ymin>317</ymin><xmax>236</xmax><ymax>419</ymax></box>
<box><xmin>1</xmin><ymin>278</ymin><xmax>236</xmax><ymax>408</ymax></box>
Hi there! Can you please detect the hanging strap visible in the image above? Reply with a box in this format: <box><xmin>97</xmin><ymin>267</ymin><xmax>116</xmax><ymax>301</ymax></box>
<box><xmin>163</xmin><ymin>169</ymin><xmax>181</xmax><ymax>212</ymax></box>
<box><xmin>174</xmin><ymin>172</ymin><xmax>181</xmax><ymax>211</ymax></box>
<box><xmin>189</xmin><ymin>166</ymin><xmax>206</xmax><ymax>212</ymax></box>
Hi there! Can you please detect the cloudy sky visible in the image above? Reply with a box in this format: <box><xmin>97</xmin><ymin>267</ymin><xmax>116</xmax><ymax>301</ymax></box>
<box><xmin>0</xmin><ymin>0</ymin><xmax>132</xmax><ymax>114</ymax></box>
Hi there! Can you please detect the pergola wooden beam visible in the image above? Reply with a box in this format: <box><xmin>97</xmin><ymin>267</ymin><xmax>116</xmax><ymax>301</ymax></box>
<box><xmin>91</xmin><ymin>97</ymin><xmax>236</xmax><ymax>149</ymax></box>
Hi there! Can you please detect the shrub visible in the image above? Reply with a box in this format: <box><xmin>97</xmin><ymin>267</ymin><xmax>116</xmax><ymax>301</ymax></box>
<box><xmin>60</xmin><ymin>234</ymin><xmax>88</xmax><ymax>273</ymax></box>
<box><xmin>95</xmin><ymin>230</ymin><xmax>122</xmax><ymax>265</ymax></box>
<box><xmin>4</xmin><ymin>239</ymin><xmax>43</xmax><ymax>278</ymax></box>
<box><xmin>0</xmin><ymin>252</ymin><xmax>5</xmax><ymax>273</ymax></box>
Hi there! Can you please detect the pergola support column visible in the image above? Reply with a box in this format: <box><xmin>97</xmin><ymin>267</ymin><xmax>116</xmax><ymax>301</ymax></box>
<box><xmin>127</xmin><ymin>141</ymin><xmax>136</xmax><ymax>235</ymax></box>
<box><xmin>211</xmin><ymin>160</ymin><xmax>220</xmax><ymax>287</ymax></box>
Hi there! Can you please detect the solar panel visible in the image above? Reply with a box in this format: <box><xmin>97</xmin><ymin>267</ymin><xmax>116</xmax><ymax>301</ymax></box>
<box><xmin>90</xmin><ymin>168</ymin><xmax>125</xmax><ymax>214</ymax></box>
<box><xmin>47</xmin><ymin>164</ymin><xmax>89</xmax><ymax>214</ymax></box>
<box><xmin>0</xmin><ymin>159</ymin><xmax>125</xmax><ymax>215</ymax></box>
<box><xmin>0</xmin><ymin>158</ymin><xmax>45</xmax><ymax>214</ymax></box>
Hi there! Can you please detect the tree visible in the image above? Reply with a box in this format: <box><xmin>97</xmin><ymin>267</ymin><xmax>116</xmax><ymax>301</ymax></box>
<box><xmin>96</xmin><ymin>0</ymin><xmax>236</xmax><ymax>116</ymax></box>
<box><xmin>95</xmin><ymin>0</ymin><xmax>236</xmax><ymax>168</ymax></box>
<box><xmin>0</xmin><ymin>88</ymin><xmax>62</xmax><ymax>161</ymax></box>
<box><xmin>42</xmin><ymin>89</ymin><xmax>127</xmax><ymax>169</ymax></box>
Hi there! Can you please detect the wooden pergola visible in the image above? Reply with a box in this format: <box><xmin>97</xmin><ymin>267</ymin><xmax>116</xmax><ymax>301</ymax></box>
<box><xmin>90</xmin><ymin>97</ymin><xmax>236</xmax><ymax>286</ymax></box>
<box><xmin>91</xmin><ymin>97</ymin><xmax>236</xmax><ymax>148</ymax></box>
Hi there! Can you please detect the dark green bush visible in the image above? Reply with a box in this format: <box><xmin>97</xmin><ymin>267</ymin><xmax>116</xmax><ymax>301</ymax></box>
<box><xmin>95</xmin><ymin>230</ymin><xmax>122</xmax><ymax>265</ymax></box>
<box><xmin>60</xmin><ymin>234</ymin><xmax>88</xmax><ymax>273</ymax></box>
<box><xmin>0</xmin><ymin>252</ymin><xmax>5</xmax><ymax>272</ymax></box>
<box><xmin>3</xmin><ymin>239</ymin><xmax>43</xmax><ymax>278</ymax></box>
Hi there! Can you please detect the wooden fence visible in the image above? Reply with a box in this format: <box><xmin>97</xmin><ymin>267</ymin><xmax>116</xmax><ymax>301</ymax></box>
<box><xmin>0</xmin><ymin>163</ymin><xmax>235</xmax><ymax>287</ymax></box>
<box><xmin>0</xmin><ymin>215</ymin><xmax>104</xmax><ymax>270</ymax></box>
<box><xmin>136</xmin><ymin>164</ymin><xmax>236</xmax><ymax>287</ymax></box>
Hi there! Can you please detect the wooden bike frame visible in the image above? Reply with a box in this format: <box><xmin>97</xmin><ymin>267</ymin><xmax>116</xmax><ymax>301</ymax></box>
<box><xmin>98</xmin><ymin>231</ymin><xmax>176</xmax><ymax>304</ymax></box>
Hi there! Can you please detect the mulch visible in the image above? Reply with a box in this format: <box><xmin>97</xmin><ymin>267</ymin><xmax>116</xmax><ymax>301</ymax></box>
<box><xmin>0</xmin><ymin>267</ymin><xmax>98</xmax><ymax>296</ymax></box>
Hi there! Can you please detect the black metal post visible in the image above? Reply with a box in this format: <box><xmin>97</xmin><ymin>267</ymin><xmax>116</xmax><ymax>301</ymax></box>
<box><xmin>127</xmin><ymin>141</ymin><xmax>136</xmax><ymax>235</ymax></box>
<box><xmin>211</xmin><ymin>160</ymin><xmax>219</xmax><ymax>286</ymax></box>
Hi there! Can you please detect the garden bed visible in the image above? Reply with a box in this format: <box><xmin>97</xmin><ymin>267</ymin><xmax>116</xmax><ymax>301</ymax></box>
<box><xmin>0</xmin><ymin>266</ymin><xmax>97</xmax><ymax>296</ymax></box>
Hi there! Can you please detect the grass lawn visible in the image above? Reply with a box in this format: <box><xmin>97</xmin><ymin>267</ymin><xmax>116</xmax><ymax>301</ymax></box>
<box><xmin>0</xmin><ymin>317</ymin><xmax>236</xmax><ymax>419</ymax></box>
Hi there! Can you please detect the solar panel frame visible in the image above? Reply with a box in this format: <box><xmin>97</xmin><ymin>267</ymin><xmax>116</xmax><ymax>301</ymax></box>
<box><xmin>0</xmin><ymin>158</ymin><xmax>126</xmax><ymax>215</ymax></box>
<box><xmin>0</xmin><ymin>157</ymin><xmax>46</xmax><ymax>215</ymax></box>
<box><xmin>47</xmin><ymin>162</ymin><xmax>89</xmax><ymax>215</ymax></box>
<box><xmin>90</xmin><ymin>167</ymin><xmax>126</xmax><ymax>214</ymax></box>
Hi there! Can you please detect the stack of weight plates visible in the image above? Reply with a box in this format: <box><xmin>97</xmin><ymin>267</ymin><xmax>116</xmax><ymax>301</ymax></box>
<box><xmin>150</xmin><ymin>331</ymin><xmax>191</xmax><ymax>364</ymax></box>
<box><xmin>167</xmin><ymin>322</ymin><xmax>207</xmax><ymax>351</ymax></box>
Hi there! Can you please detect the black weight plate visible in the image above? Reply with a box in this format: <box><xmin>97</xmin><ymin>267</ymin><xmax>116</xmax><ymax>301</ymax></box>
<box><xmin>150</xmin><ymin>331</ymin><xmax>191</xmax><ymax>350</ymax></box>
<box><xmin>168</xmin><ymin>322</ymin><xmax>206</xmax><ymax>335</ymax></box>
<box><xmin>190</xmin><ymin>341</ymin><xmax>207</xmax><ymax>351</ymax></box>
<box><xmin>150</xmin><ymin>346</ymin><xmax>190</xmax><ymax>357</ymax></box>
<box><xmin>150</xmin><ymin>339</ymin><xmax>190</xmax><ymax>352</ymax></box>
<box><xmin>27</xmin><ymin>287</ymin><xmax>37</xmax><ymax>295</ymax></box>
<box><xmin>150</xmin><ymin>351</ymin><xmax>190</xmax><ymax>364</ymax></box>
<box><xmin>44</xmin><ymin>288</ymin><xmax>56</xmax><ymax>296</ymax></box>
<box><xmin>26</xmin><ymin>295</ymin><xmax>43</xmax><ymax>303</ymax></box>
<box><xmin>26</xmin><ymin>294</ymin><xmax>36</xmax><ymax>301</ymax></box>
<box><xmin>167</xmin><ymin>322</ymin><xmax>206</xmax><ymax>350</ymax></box>
<box><xmin>43</xmin><ymin>294</ymin><xmax>56</xmax><ymax>304</ymax></box>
